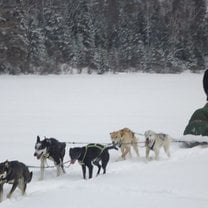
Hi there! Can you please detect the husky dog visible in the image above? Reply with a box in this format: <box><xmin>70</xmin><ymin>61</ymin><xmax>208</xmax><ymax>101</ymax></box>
<box><xmin>0</xmin><ymin>160</ymin><xmax>32</xmax><ymax>202</ymax></box>
<box><xmin>34</xmin><ymin>136</ymin><xmax>66</xmax><ymax>180</ymax></box>
<box><xmin>144</xmin><ymin>130</ymin><xmax>171</xmax><ymax>160</ymax></box>
<box><xmin>69</xmin><ymin>143</ymin><xmax>118</xmax><ymax>179</ymax></box>
<box><xmin>110</xmin><ymin>128</ymin><xmax>139</xmax><ymax>160</ymax></box>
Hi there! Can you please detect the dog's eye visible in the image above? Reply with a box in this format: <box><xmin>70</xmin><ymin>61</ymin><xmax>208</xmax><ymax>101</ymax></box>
<box><xmin>35</xmin><ymin>143</ymin><xmax>43</xmax><ymax>150</ymax></box>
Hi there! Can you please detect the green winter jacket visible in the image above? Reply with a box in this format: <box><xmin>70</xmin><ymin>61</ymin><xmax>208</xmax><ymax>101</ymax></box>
<box><xmin>184</xmin><ymin>103</ymin><xmax>208</xmax><ymax>136</ymax></box>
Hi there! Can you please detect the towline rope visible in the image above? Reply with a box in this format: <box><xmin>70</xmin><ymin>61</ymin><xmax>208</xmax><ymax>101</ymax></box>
<box><xmin>27</xmin><ymin>160</ymin><xmax>71</xmax><ymax>169</ymax></box>
<box><xmin>28</xmin><ymin>138</ymin><xmax>207</xmax><ymax>169</ymax></box>
<box><xmin>65</xmin><ymin>141</ymin><xmax>146</xmax><ymax>145</ymax></box>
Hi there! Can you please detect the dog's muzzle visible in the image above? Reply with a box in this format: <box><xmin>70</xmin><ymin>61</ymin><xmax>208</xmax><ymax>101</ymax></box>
<box><xmin>112</xmin><ymin>141</ymin><xmax>121</xmax><ymax>148</ymax></box>
<box><xmin>34</xmin><ymin>152</ymin><xmax>43</xmax><ymax>159</ymax></box>
<box><xmin>0</xmin><ymin>172</ymin><xmax>7</xmax><ymax>180</ymax></box>
<box><xmin>34</xmin><ymin>148</ymin><xmax>47</xmax><ymax>159</ymax></box>
<box><xmin>145</xmin><ymin>138</ymin><xmax>150</xmax><ymax>145</ymax></box>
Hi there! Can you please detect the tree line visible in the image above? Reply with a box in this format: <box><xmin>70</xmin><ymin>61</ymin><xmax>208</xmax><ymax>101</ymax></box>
<box><xmin>0</xmin><ymin>0</ymin><xmax>208</xmax><ymax>74</ymax></box>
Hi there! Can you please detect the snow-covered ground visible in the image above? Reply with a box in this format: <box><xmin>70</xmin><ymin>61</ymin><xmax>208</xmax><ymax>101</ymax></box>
<box><xmin>0</xmin><ymin>73</ymin><xmax>207</xmax><ymax>208</ymax></box>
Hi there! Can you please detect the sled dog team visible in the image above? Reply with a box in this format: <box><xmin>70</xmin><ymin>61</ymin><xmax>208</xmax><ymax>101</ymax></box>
<box><xmin>0</xmin><ymin>128</ymin><xmax>172</xmax><ymax>202</ymax></box>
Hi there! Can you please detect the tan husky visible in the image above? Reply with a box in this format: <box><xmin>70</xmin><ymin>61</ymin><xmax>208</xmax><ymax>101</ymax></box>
<box><xmin>110</xmin><ymin>128</ymin><xmax>140</xmax><ymax>160</ymax></box>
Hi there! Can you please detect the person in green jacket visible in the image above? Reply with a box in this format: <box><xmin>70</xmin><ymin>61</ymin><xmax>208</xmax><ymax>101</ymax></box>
<box><xmin>184</xmin><ymin>69</ymin><xmax>208</xmax><ymax>136</ymax></box>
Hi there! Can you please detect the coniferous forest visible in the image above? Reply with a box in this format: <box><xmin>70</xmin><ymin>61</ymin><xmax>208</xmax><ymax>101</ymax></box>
<box><xmin>0</xmin><ymin>0</ymin><xmax>208</xmax><ymax>74</ymax></box>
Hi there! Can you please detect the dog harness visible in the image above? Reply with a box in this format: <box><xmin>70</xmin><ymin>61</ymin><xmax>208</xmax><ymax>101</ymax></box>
<box><xmin>150</xmin><ymin>140</ymin><xmax>156</xmax><ymax>150</ymax></box>
<box><xmin>78</xmin><ymin>144</ymin><xmax>105</xmax><ymax>165</ymax></box>
<box><xmin>146</xmin><ymin>139</ymin><xmax>156</xmax><ymax>150</ymax></box>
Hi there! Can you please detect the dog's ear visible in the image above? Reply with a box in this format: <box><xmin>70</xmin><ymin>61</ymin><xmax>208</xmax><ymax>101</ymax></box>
<box><xmin>4</xmin><ymin>160</ymin><xmax>9</xmax><ymax>167</ymax></box>
<box><xmin>37</xmin><ymin>136</ymin><xmax>40</xmax><ymax>142</ymax></box>
<box><xmin>44</xmin><ymin>136</ymin><xmax>50</xmax><ymax>142</ymax></box>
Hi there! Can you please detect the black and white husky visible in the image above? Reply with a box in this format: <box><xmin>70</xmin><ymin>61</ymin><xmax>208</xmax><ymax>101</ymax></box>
<box><xmin>69</xmin><ymin>143</ymin><xmax>118</xmax><ymax>179</ymax></box>
<box><xmin>0</xmin><ymin>160</ymin><xmax>32</xmax><ymax>202</ymax></box>
<box><xmin>34</xmin><ymin>136</ymin><xmax>66</xmax><ymax>180</ymax></box>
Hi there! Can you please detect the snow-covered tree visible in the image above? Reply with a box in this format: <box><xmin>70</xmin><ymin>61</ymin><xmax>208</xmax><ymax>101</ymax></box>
<box><xmin>0</xmin><ymin>0</ymin><xmax>208</xmax><ymax>74</ymax></box>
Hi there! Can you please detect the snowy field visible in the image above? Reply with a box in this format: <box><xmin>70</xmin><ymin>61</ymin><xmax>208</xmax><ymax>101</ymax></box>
<box><xmin>0</xmin><ymin>73</ymin><xmax>208</xmax><ymax>208</ymax></box>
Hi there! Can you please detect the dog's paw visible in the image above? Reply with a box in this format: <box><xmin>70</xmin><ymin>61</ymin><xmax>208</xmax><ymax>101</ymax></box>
<box><xmin>115</xmin><ymin>157</ymin><xmax>125</xmax><ymax>162</ymax></box>
<box><xmin>7</xmin><ymin>193</ymin><xmax>11</xmax><ymax>199</ymax></box>
<box><xmin>146</xmin><ymin>157</ymin><xmax>153</xmax><ymax>162</ymax></box>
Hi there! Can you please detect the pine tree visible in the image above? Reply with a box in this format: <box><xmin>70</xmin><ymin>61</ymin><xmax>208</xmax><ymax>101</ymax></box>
<box><xmin>1</xmin><ymin>0</ymin><xmax>208</xmax><ymax>74</ymax></box>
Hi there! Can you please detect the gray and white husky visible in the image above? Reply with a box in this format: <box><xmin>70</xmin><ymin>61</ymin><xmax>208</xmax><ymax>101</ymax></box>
<box><xmin>0</xmin><ymin>160</ymin><xmax>32</xmax><ymax>202</ymax></box>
